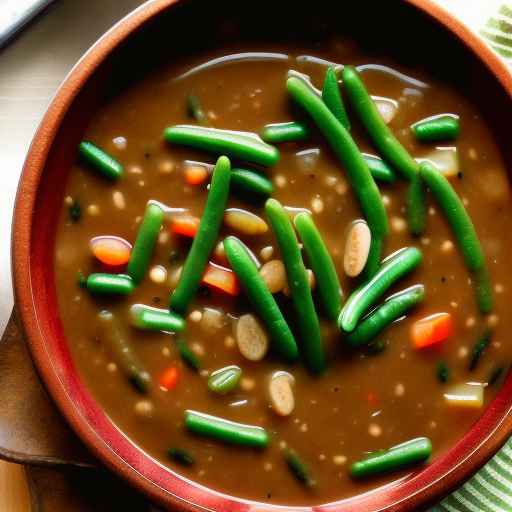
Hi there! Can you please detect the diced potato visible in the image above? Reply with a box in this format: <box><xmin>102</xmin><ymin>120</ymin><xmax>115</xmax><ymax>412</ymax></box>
<box><xmin>444</xmin><ymin>383</ymin><xmax>483</xmax><ymax>409</ymax></box>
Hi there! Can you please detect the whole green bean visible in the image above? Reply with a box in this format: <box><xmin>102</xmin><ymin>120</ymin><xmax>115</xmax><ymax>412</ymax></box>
<box><xmin>322</xmin><ymin>66</ymin><xmax>350</xmax><ymax>130</ymax></box>
<box><xmin>231</xmin><ymin>168</ymin><xmax>273</xmax><ymax>200</ymax></box>
<box><xmin>261</xmin><ymin>122</ymin><xmax>309</xmax><ymax>143</ymax></box>
<box><xmin>86</xmin><ymin>273</ymin><xmax>134</xmax><ymax>296</ymax></box>
<box><xmin>406</xmin><ymin>175</ymin><xmax>427</xmax><ymax>236</ymax></box>
<box><xmin>419</xmin><ymin>161</ymin><xmax>492</xmax><ymax>313</ymax></box>
<box><xmin>287</xmin><ymin>76</ymin><xmax>387</xmax><ymax>275</ymax></box>
<box><xmin>164</xmin><ymin>125</ymin><xmax>279</xmax><ymax>167</ymax></box>
<box><xmin>294</xmin><ymin>212</ymin><xmax>343</xmax><ymax>320</ymax></box>
<box><xmin>265</xmin><ymin>199</ymin><xmax>325</xmax><ymax>373</ymax></box>
<box><xmin>339</xmin><ymin>247</ymin><xmax>423</xmax><ymax>332</ymax></box>
<box><xmin>362</xmin><ymin>236</ymin><xmax>383</xmax><ymax>280</ymax></box>
<box><xmin>351</xmin><ymin>437</ymin><xmax>432</xmax><ymax>479</ymax></box>
<box><xmin>129</xmin><ymin>304</ymin><xmax>185</xmax><ymax>332</ymax></box>
<box><xmin>362</xmin><ymin>154</ymin><xmax>397</xmax><ymax>183</ymax></box>
<box><xmin>127</xmin><ymin>202</ymin><xmax>164</xmax><ymax>284</ymax></box>
<box><xmin>344</xmin><ymin>285</ymin><xmax>425</xmax><ymax>347</ymax></box>
<box><xmin>78</xmin><ymin>141</ymin><xmax>123</xmax><ymax>181</ymax></box>
<box><xmin>208</xmin><ymin>365</ymin><xmax>241</xmax><ymax>394</ymax></box>
<box><xmin>223</xmin><ymin>236</ymin><xmax>298</xmax><ymax>362</ymax></box>
<box><xmin>170</xmin><ymin>156</ymin><xmax>231</xmax><ymax>314</ymax></box>
<box><xmin>176</xmin><ymin>338</ymin><xmax>200</xmax><ymax>371</ymax></box>
<box><xmin>186</xmin><ymin>94</ymin><xmax>208</xmax><ymax>125</ymax></box>
<box><xmin>184</xmin><ymin>410</ymin><xmax>268</xmax><ymax>448</ymax></box>
<box><xmin>412</xmin><ymin>114</ymin><xmax>460</xmax><ymax>142</ymax></box>
<box><xmin>97</xmin><ymin>310</ymin><xmax>151</xmax><ymax>393</ymax></box>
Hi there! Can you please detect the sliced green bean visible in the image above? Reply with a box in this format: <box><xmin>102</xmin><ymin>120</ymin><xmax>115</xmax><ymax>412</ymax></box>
<box><xmin>412</xmin><ymin>115</ymin><xmax>460</xmax><ymax>142</ymax></box>
<box><xmin>176</xmin><ymin>338</ymin><xmax>200</xmax><ymax>371</ymax></box>
<box><xmin>208</xmin><ymin>365</ymin><xmax>241</xmax><ymax>394</ymax></box>
<box><xmin>78</xmin><ymin>141</ymin><xmax>123</xmax><ymax>181</ymax></box>
<box><xmin>223</xmin><ymin>236</ymin><xmax>298</xmax><ymax>362</ymax></box>
<box><xmin>419</xmin><ymin>161</ymin><xmax>492</xmax><ymax>313</ymax></box>
<box><xmin>186</xmin><ymin>94</ymin><xmax>208</xmax><ymax>125</ymax></box>
<box><xmin>130</xmin><ymin>304</ymin><xmax>185</xmax><ymax>332</ymax></box>
<box><xmin>266</xmin><ymin>199</ymin><xmax>325</xmax><ymax>373</ymax></box>
<box><xmin>261</xmin><ymin>122</ymin><xmax>309</xmax><ymax>143</ymax></box>
<box><xmin>294</xmin><ymin>212</ymin><xmax>343</xmax><ymax>320</ymax></box>
<box><xmin>127</xmin><ymin>202</ymin><xmax>164</xmax><ymax>284</ymax></box>
<box><xmin>170</xmin><ymin>156</ymin><xmax>231</xmax><ymax>314</ymax></box>
<box><xmin>339</xmin><ymin>247</ymin><xmax>423</xmax><ymax>332</ymax></box>
<box><xmin>322</xmin><ymin>66</ymin><xmax>350</xmax><ymax>130</ymax></box>
<box><xmin>184</xmin><ymin>410</ymin><xmax>268</xmax><ymax>448</ymax></box>
<box><xmin>344</xmin><ymin>285</ymin><xmax>425</xmax><ymax>347</ymax></box>
<box><xmin>284</xmin><ymin>449</ymin><xmax>316</xmax><ymax>488</ymax></box>
<box><xmin>168</xmin><ymin>447</ymin><xmax>195</xmax><ymax>466</ymax></box>
<box><xmin>351</xmin><ymin>437</ymin><xmax>432</xmax><ymax>479</ymax></box>
<box><xmin>406</xmin><ymin>175</ymin><xmax>427</xmax><ymax>236</ymax></box>
<box><xmin>469</xmin><ymin>329</ymin><xmax>492</xmax><ymax>371</ymax></box>
<box><xmin>362</xmin><ymin>154</ymin><xmax>397</xmax><ymax>183</ymax></box>
<box><xmin>97</xmin><ymin>310</ymin><xmax>150</xmax><ymax>393</ymax></box>
<box><xmin>287</xmin><ymin>76</ymin><xmax>387</xmax><ymax>277</ymax></box>
<box><xmin>231</xmin><ymin>168</ymin><xmax>273</xmax><ymax>200</ymax></box>
<box><xmin>164</xmin><ymin>125</ymin><xmax>279</xmax><ymax>167</ymax></box>
<box><xmin>86</xmin><ymin>273</ymin><xmax>134</xmax><ymax>296</ymax></box>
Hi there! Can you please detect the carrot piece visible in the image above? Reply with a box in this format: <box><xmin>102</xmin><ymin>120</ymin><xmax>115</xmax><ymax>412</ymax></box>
<box><xmin>171</xmin><ymin>215</ymin><xmax>200</xmax><ymax>238</ymax></box>
<box><xmin>184</xmin><ymin>165</ymin><xmax>209</xmax><ymax>186</ymax></box>
<box><xmin>159</xmin><ymin>366</ymin><xmax>180</xmax><ymax>391</ymax></box>
<box><xmin>202</xmin><ymin>262</ymin><xmax>240</xmax><ymax>296</ymax></box>
<box><xmin>411</xmin><ymin>312</ymin><xmax>454</xmax><ymax>349</ymax></box>
<box><xmin>366</xmin><ymin>391</ymin><xmax>379</xmax><ymax>406</ymax></box>
<box><xmin>90</xmin><ymin>236</ymin><xmax>132</xmax><ymax>267</ymax></box>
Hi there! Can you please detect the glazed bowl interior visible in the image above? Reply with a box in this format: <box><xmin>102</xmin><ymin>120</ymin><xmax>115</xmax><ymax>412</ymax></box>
<box><xmin>13</xmin><ymin>0</ymin><xmax>512</xmax><ymax>510</ymax></box>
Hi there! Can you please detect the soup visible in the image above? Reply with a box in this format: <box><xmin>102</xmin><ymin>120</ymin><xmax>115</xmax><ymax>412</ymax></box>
<box><xmin>53</xmin><ymin>38</ymin><xmax>512</xmax><ymax>505</ymax></box>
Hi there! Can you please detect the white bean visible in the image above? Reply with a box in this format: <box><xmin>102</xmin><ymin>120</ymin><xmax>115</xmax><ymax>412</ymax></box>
<box><xmin>224</xmin><ymin>208</ymin><xmax>268</xmax><ymax>235</ymax></box>
<box><xmin>236</xmin><ymin>314</ymin><xmax>269</xmax><ymax>361</ymax></box>
<box><xmin>259</xmin><ymin>260</ymin><xmax>287</xmax><ymax>294</ymax></box>
<box><xmin>269</xmin><ymin>371</ymin><xmax>295</xmax><ymax>416</ymax></box>
<box><xmin>344</xmin><ymin>220</ymin><xmax>371</xmax><ymax>277</ymax></box>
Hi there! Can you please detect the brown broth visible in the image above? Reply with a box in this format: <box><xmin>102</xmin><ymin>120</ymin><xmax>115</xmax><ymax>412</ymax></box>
<box><xmin>54</xmin><ymin>42</ymin><xmax>512</xmax><ymax>505</ymax></box>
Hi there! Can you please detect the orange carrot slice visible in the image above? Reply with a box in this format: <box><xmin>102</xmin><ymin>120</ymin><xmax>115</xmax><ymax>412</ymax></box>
<box><xmin>159</xmin><ymin>366</ymin><xmax>179</xmax><ymax>391</ymax></box>
<box><xmin>202</xmin><ymin>262</ymin><xmax>240</xmax><ymax>296</ymax></box>
<box><xmin>171</xmin><ymin>215</ymin><xmax>200</xmax><ymax>238</ymax></box>
<box><xmin>411</xmin><ymin>312</ymin><xmax>454</xmax><ymax>349</ymax></box>
<box><xmin>90</xmin><ymin>236</ymin><xmax>132</xmax><ymax>267</ymax></box>
<box><xmin>184</xmin><ymin>165</ymin><xmax>208</xmax><ymax>186</ymax></box>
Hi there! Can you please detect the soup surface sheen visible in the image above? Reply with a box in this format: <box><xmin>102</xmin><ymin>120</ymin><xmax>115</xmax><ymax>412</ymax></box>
<box><xmin>54</xmin><ymin>41</ymin><xmax>512</xmax><ymax>505</ymax></box>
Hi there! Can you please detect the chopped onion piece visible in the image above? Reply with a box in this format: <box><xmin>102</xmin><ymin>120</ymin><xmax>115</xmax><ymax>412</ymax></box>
<box><xmin>444</xmin><ymin>382</ymin><xmax>483</xmax><ymax>408</ymax></box>
<box><xmin>417</xmin><ymin>147</ymin><xmax>459</xmax><ymax>178</ymax></box>
<box><xmin>372</xmin><ymin>96</ymin><xmax>398</xmax><ymax>124</ymax></box>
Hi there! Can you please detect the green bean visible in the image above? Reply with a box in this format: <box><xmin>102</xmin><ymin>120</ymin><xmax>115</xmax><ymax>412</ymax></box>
<box><xmin>231</xmin><ymin>168</ymin><xmax>273</xmax><ymax>200</ymax></box>
<box><xmin>351</xmin><ymin>437</ymin><xmax>432</xmax><ymax>479</ymax></box>
<box><xmin>266</xmin><ymin>199</ymin><xmax>325</xmax><ymax>373</ymax></box>
<box><xmin>362</xmin><ymin>236</ymin><xmax>383</xmax><ymax>280</ymax></box>
<box><xmin>344</xmin><ymin>285</ymin><xmax>424</xmax><ymax>347</ymax></box>
<box><xmin>168</xmin><ymin>447</ymin><xmax>195</xmax><ymax>466</ymax></box>
<box><xmin>406</xmin><ymin>175</ymin><xmax>427</xmax><ymax>236</ymax></box>
<box><xmin>322</xmin><ymin>66</ymin><xmax>350</xmax><ymax>130</ymax></box>
<box><xmin>223</xmin><ymin>236</ymin><xmax>298</xmax><ymax>362</ymax></box>
<box><xmin>186</xmin><ymin>94</ymin><xmax>208</xmax><ymax>125</ymax></box>
<box><xmin>469</xmin><ymin>329</ymin><xmax>492</xmax><ymax>371</ymax></box>
<box><xmin>419</xmin><ymin>161</ymin><xmax>493</xmax><ymax>313</ymax></box>
<box><xmin>341</xmin><ymin>66</ymin><xmax>418</xmax><ymax>180</ymax></box>
<box><xmin>339</xmin><ymin>247</ymin><xmax>423</xmax><ymax>332</ymax></box>
<box><xmin>78</xmin><ymin>141</ymin><xmax>123</xmax><ymax>181</ymax></box>
<box><xmin>362</xmin><ymin>154</ymin><xmax>397</xmax><ymax>183</ymax></box>
<box><xmin>176</xmin><ymin>338</ymin><xmax>200</xmax><ymax>371</ymax></box>
<box><xmin>342</xmin><ymin>66</ymin><xmax>425</xmax><ymax>235</ymax></box>
<box><xmin>97</xmin><ymin>310</ymin><xmax>150</xmax><ymax>393</ymax></box>
<box><xmin>170</xmin><ymin>156</ymin><xmax>231</xmax><ymax>314</ymax></box>
<box><xmin>284</xmin><ymin>449</ymin><xmax>316</xmax><ymax>488</ymax></box>
<box><xmin>164</xmin><ymin>125</ymin><xmax>279</xmax><ymax>167</ymax></box>
<box><xmin>129</xmin><ymin>304</ymin><xmax>185</xmax><ymax>332</ymax></box>
<box><xmin>86</xmin><ymin>273</ymin><xmax>134</xmax><ymax>296</ymax></box>
<box><xmin>412</xmin><ymin>115</ymin><xmax>460</xmax><ymax>142</ymax></box>
<box><xmin>208</xmin><ymin>365</ymin><xmax>241</xmax><ymax>394</ymax></box>
<box><xmin>261</xmin><ymin>122</ymin><xmax>309</xmax><ymax>143</ymax></box>
<box><xmin>287</xmin><ymin>76</ymin><xmax>387</xmax><ymax>276</ymax></box>
<box><xmin>127</xmin><ymin>202</ymin><xmax>164</xmax><ymax>284</ymax></box>
<box><xmin>294</xmin><ymin>212</ymin><xmax>343</xmax><ymax>320</ymax></box>
<box><xmin>184</xmin><ymin>410</ymin><xmax>268</xmax><ymax>448</ymax></box>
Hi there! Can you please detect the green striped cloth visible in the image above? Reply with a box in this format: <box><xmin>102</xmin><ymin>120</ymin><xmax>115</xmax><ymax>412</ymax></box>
<box><xmin>430</xmin><ymin>3</ymin><xmax>512</xmax><ymax>510</ymax></box>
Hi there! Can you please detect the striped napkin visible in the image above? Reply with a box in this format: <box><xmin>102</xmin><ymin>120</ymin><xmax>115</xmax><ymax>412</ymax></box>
<box><xmin>430</xmin><ymin>3</ymin><xmax>512</xmax><ymax>511</ymax></box>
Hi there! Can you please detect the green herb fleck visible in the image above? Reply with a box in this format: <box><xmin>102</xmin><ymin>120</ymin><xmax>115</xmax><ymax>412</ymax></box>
<box><xmin>168</xmin><ymin>448</ymin><xmax>195</xmax><ymax>466</ymax></box>
<box><xmin>186</xmin><ymin>94</ymin><xmax>208</xmax><ymax>125</ymax></box>
<box><xmin>77</xmin><ymin>271</ymin><xmax>87</xmax><ymax>289</ymax></box>
<box><xmin>436</xmin><ymin>361</ymin><xmax>450</xmax><ymax>383</ymax></box>
<box><xmin>488</xmin><ymin>365</ymin><xmax>506</xmax><ymax>387</ymax></box>
<box><xmin>68</xmin><ymin>199</ymin><xmax>81</xmax><ymax>223</ymax></box>
<box><xmin>469</xmin><ymin>329</ymin><xmax>492</xmax><ymax>371</ymax></box>
<box><xmin>169</xmin><ymin>249</ymin><xmax>181</xmax><ymax>263</ymax></box>
<box><xmin>365</xmin><ymin>339</ymin><xmax>387</xmax><ymax>356</ymax></box>
<box><xmin>284</xmin><ymin>449</ymin><xmax>315</xmax><ymax>488</ymax></box>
